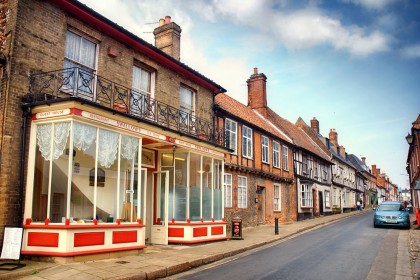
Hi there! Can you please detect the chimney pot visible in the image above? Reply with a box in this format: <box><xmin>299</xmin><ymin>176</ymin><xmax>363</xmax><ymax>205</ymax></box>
<box><xmin>254</xmin><ymin>67</ymin><xmax>258</xmax><ymax>75</ymax></box>
<box><xmin>361</xmin><ymin>157</ymin><xmax>366</xmax><ymax>164</ymax></box>
<box><xmin>154</xmin><ymin>16</ymin><xmax>182</xmax><ymax>60</ymax></box>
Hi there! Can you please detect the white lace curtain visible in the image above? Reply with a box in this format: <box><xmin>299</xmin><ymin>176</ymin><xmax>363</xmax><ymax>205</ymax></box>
<box><xmin>37</xmin><ymin>122</ymin><xmax>139</xmax><ymax>168</ymax></box>
<box><xmin>37</xmin><ymin>122</ymin><xmax>71</xmax><ymax>161</ymax></box>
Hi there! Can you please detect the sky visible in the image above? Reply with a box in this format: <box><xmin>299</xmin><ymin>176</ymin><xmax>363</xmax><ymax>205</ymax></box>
<box><xmin>79</xmin><ymin>0</ymin><xmax>420</xmax><ymax>190</ymax></box>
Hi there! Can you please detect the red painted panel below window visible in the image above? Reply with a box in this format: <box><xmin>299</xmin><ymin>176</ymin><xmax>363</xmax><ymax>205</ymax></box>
<box><xmin>28</xmin><ymin>232</ymin><xmax>59</xmax><ymax>247</ymax></box>
<box><xmin>211</xmin><ymin>226</ymin><xmax>224</xmax><ymax>235</ymax></box>
<box><xmin>74</xmin><ymin>232</ymin><xmax>105</xmax><ymax>247</ymax></box>
<box><xmin>112</xmin><ymin>231</ymin><xmax>137</xmax><ymax>244</ymax></box>
<box><xmin>193</xmin><ymin>227</ymin><xmax>208</xmax><ymax>237</ymax></box>
<box><xmin>168</xmin><ymin>228</ymin><xmax>184</xmax><ymax>238</ymax></box>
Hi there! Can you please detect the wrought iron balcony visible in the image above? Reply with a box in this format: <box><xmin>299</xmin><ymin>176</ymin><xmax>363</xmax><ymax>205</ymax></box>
<box><xmin>27</xmin><ymin>67</ymin><xmax>226</xmax><ymax>146</ymax></box>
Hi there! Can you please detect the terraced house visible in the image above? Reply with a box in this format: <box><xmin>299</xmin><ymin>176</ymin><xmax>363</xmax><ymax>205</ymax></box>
<box><xmin>0</xmin><ymin>0</ymin><xmax>230</xmax><ymax>260</ymax></box>
<box><xmin>215</xmin><ymin>68</ymin><xmax>296</xmax><ymax>227</ymax></box>
<box><xmin>299</xmin><ymin>119</ymin><xmax>358</xmax><ymax>213</ymax></box>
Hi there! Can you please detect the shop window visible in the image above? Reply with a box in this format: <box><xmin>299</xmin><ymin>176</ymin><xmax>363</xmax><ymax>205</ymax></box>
<box><xmin>32</xmin><ymin>121</ymin><xmax>140</xmax><ymax>224</ymax></box>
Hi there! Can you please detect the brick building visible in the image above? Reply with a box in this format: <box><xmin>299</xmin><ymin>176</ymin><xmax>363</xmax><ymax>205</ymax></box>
<box><xmin>0</xmin><ymin>0</ymin><xmax>229</xmax><ymax>259</ymax></box>
<box><xmin>406</xmin><ymin>114</ymin><xmax>420</xmax><ymax>208</ymax></box>
<box><xmin>215</xmin><ymin>68</ymin><xmax>295</xmax><ymax>228</ymax></box>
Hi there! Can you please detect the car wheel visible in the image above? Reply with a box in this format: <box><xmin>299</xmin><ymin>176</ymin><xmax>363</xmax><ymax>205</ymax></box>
<box><xmin>373</xmin><ymin>223</ymin><xmax>378</xmax><ymax>228</ymax></box>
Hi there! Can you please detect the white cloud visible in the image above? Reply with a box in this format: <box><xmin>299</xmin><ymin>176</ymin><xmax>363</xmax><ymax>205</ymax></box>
<box><xmin>400</xmin><ymin>44</ymin><xmax>420</xmax><ymax>59</ymax></box>
<box><xmin>341</xmin><ymin>0</ymin><xmax>398</xmax><ymax>10</ymax></box>
<box><xmin>190</xmin><ymin>1</ymin><xmax>390</xmax><ymax>56</ymax></box>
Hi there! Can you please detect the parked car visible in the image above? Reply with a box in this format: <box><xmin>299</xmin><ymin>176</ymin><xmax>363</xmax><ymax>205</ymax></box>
<box><xmin>373</xmin><ymin>201</ymin><xmax>410</xmax><ymax>229</ymax></box>
<box><xmin>406</xmin><ymin>203</ymin><xmax>414</xmax><ymax>214</ymax></box>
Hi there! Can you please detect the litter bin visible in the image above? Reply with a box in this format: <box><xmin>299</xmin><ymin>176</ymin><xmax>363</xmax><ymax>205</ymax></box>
<box><xmin>231</xmin><ymin>219</ymin><xmax>243</xmax><ymax>240</ymax></box>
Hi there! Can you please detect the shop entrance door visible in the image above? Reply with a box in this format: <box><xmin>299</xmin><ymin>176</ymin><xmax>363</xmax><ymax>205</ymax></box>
<box><xmin>151</xmin><ymin>171</ymin><xmax>169</xmax><ymax>245</ymax></box>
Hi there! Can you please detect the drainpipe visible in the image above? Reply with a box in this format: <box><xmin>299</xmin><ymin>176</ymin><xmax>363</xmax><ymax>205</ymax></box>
<box><xmin>19</xmin><ymin>104</ymin><xmax>31</xmax><ymax>226</ymax></box>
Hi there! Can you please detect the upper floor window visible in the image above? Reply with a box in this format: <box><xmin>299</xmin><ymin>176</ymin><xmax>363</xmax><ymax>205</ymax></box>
<box><xmin>64</xmin><ymin>30</ymin><xmax>97</xmax><ymax>95</ymax></box>
<box><xmin>224</xmin><ymin>173</ymin><xmax>232</xmax><ymax>208</ymax></box>
<box><xmin>262</xmin><ymin>136</ymin><xmax>269</xmax><ymax>164</ymax></box>
<box><xmin>274</xmin><ymin>184</ymin><xmax>281</xmax><ymax>211</ymax></box>
<box><xmin>282</xmin><ymin>146</ymin><xmax>289</xmax><ymax>170</ymax></box>
<box><xmin>180</xmin><ymin>86</ymin><xmax>195</xmax><ymax>115</ymax></box>
<box><xmin>132</xmin><ymin>65</ymin><xmax>153</xmax><ymax>97</ymax></box>
<box><xmin>242</xmin><ymin>126</ymin><xmax>253</xmax><ymax>159</ymax></box>
<box><xmin>64</xmin><ymin>30</ymin><xmax>97</xmax><ymax>72</ymax></box>
<box><xmin>238</xmin><ymin>176</ymin><xmax>247</xmax><ymax>208</ymax></box>
<box><xmin>225</xmin><ymin>119</ymin><xmax>237</xmax><ymax>154</ymax></box>
<box><xmin>180</xmin><ymin>86</ymin><xmax>195</xmax><ymax>129</ymax></box>
<box><xmin>273</xmin><ymin>141</ymin><xmax>280</xmax><ymax>168</ymax></box>
<box><xmin>132</xmin><ymin>65</ymin><xmax>155</xmax><ymax>116</ymax></box>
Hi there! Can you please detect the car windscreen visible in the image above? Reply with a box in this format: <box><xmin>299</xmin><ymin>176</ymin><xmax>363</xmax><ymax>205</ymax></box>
<box><xmin>377</xmin><ymin>204</ymin><xmax>404</xmax><ymax>211</ymax></box>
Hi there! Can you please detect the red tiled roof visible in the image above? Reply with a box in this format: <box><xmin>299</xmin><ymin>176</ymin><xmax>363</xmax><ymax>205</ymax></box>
<box><xmin>265</xmin><ymin>109</ymin><xmax>331</xmax><ymax>163</ymax></box>
<box><xmin>215</xmin><ymin>94</ymin><xmax>293</xmax><ymax>144</ymax></box>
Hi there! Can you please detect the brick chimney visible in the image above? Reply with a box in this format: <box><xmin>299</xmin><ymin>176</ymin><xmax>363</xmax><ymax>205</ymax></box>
<box><xmin>311</xmin><ymin>117</ymin><xmax>319</xmax><ymax>134</ymax></box>
<box><xmin>153</xmin><ymin>16</ymin><xmax>181</xmax><ymax>60</ymax></box>
<box><xmin>329</xmin><ymin>128</ymin><xmax>338</xmax><ymax>146</ymax></box>
<box><xmin>247</xmin><ymin>67</ymin><xmax>267</xmax><ymax>112</ymax></box>
<box><xmin>339</xmin><ymin>145</ymin><xmax>346</xmax><ymax>158</ymax></box>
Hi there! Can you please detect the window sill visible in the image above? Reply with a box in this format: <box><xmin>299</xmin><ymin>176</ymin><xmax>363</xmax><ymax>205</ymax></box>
<box><xmin>301</xmin><ymin>206</ymin><xmax>313</xmax><ymax>209</ymax></box>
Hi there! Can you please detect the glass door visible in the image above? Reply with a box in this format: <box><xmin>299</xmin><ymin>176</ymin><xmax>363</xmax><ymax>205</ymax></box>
<box><xmin>151</xmin><ymin>171</ymin><xmax>169</xmax><ymax>245</ymax></box>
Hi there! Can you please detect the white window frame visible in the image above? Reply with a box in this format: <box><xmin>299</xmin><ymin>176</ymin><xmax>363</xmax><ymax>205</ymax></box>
<box><xmin>180</xmin><ymin>86</ymin><xmax>196</xmax><ymax>130</ymax></box>
<box><xmin>64</xmin><ymin>30</ymin><xmax>98</xmax><ymax>97</ymax></box>
<box><xmin>325</xmin><ymin>190</ymin><xmax>330</xmax><ymax>208</ymax></box>
<box><xmin>238</xmin><ymin>176</ymin><xmax>247</xmax><ymax>209</ymax></box>
<box><xmin>282</xmin><ymin>146</ymin><xmax>289</xmax><ymax>170</ymax></box>
<box><xmin>274</xmin><ymin>184</ymin><xmax>281</xmax><ymax>211</ymax></box>
<box><xmin>262</xmin><ymin>136</ymin><xmax>269</xmax><ymax>164</ymax></box>
<box><xmin>64</xmin><ymin>30</ymin><xmax>97</xmax><ymax>73</ymax></box>
<box><xmin>242</xmin><ymin>126</ymin><xmax>253</xmax><ymax>159</ymax></box>
<box><xmin>132</xmin><ymin>65</ymin><xmax>155</xmax><ymax>98</ymax></box>
<box><xmin>224</xmin><ymin>173</ymin><xmax>232</xmax><ymax>208</ymax></box>
<box><xmin>301</xmin><ymin>184</ymin><xmax>312</xmax><ymax>207</ymax></box>
<box><xmin>225</xmin><ymin>119</ymin><xmax>237</xmax><ymax>154</ymax></box>
<box><xmin>273</xmin><ymin>141</ymin><xmax>280</xmax><ymax>168</ymax></box>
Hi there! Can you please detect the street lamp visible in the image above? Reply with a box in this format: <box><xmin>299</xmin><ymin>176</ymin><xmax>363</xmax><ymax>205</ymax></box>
<box><xmin>406</xmin><ymin>133</ymin><xmax>414</xmax><ymax>145</ymax></box>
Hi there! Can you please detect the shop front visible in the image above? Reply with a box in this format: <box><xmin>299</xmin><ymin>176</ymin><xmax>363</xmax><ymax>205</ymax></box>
<box><xmin>21</xmin><ymin>102</ymin><xmax>227</xmax><ymax>258</ymax></box>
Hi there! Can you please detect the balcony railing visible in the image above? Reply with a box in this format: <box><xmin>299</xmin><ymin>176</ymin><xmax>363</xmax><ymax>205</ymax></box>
<box><xmin>27</xmin><ymin>67</ymin><xmax>226</xmax><ymax>146</ymax></box>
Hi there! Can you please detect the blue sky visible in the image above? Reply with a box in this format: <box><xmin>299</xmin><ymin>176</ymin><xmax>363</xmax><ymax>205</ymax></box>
<box><xmin>79</xmin><ymin>0</ymin><xmax>420</xmax><ymax>190</ymax></box>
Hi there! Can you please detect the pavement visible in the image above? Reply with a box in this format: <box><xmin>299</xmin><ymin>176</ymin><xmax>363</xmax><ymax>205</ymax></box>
<box><xmin>0</xmin><ymin>210</ymin><xmax>416</xmax><ymax>280</ymax></box>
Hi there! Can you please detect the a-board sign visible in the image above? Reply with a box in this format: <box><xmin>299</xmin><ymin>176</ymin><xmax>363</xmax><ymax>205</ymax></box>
<box><xmin>0</xmin><ymin>226</ymin><xmax>26</xmax><ymax>270</ymax></box>
<box><xmin>231</xmin><ymin>220</ymin><xmax>243</xmax><ymax>240</ymax></box>
<box><xmin>1</xmin><ymin>227</ymin><xmax>23</xmax><ymax>260</ymax></box>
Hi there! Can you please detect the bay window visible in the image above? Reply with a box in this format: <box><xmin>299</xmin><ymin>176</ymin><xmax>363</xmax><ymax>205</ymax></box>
<box><xmin>32</xmin><ymin>121</ymin><xmax>141</xmax><ymax>223</ymax></box>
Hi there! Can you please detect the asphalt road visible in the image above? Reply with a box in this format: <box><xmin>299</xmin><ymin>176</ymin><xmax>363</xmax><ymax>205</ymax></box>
<box><xmin>172</xmin><ymin>211</ymin><xmax>403</xmax><ymax>280</ymax></box>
